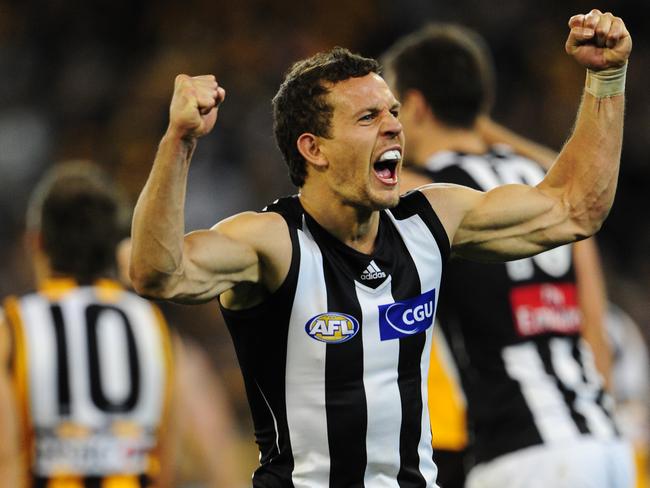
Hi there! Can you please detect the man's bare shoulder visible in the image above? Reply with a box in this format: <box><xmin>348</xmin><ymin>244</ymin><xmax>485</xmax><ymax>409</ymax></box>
<box><xmin>417</xmin><ymin>182</ymin><xmax>481</xmax><ymax>213</ymax></box>
<box><xmin>414</xmin><ymin>183</ymin><xmax>483</xmax><ymax>247</ymax></box>
<box><xmin>213</xmin><ymin>210</ymin><xmax>290</xmax><ymax>251</ymax></box>
<box><xmin>213</xmin><ymin>210</ymin><xmax>292</xmax><ymax>296</ymax></box>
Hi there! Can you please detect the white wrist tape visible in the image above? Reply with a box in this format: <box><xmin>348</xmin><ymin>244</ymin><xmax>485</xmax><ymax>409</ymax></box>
<box><xmin>585</xmin><ymin>63</ymin><xmax>627</xmax><ymax>98</ymax></box>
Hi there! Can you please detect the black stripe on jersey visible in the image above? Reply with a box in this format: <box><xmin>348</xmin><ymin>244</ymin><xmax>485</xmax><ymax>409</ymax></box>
<box><xmin>50</xmin><ymin>304</ymin><xmax>71</xmax><ymax>416</ymax></box>
<box><xmin>391</xmin><ymin>191</ymin><xmax>450</xmax><ymax>264</ymax></box>
<box><xmin>220</xmin><ymin>209</ymin><xmax>301</xmax><ymax>488</ymax></box>
<box><xmin>573</xmin><ymin>339</ymin><xmax>621</xmax><ymax>436</ymax></box>
<box><xmin>382</xmin><ymin>218</ymin><xmax>427</xmax><ymax>488</ymax></box>
<box><xmin>538</xmin><ymin>338</ymin><xmax>589</xmax><ymax>434</ymax></box>
<box><xmin>86</xmin><ymin>477</ymin><xmax>101</xmax><ymax>488</ymax></box>
<box><xmin>318</xmin><ymin>230</ymin><xmax>368</xmax><ymax>487</ymax></box>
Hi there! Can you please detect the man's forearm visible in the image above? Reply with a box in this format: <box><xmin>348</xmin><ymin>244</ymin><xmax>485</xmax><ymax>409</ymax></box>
<box><xmin>130</xmin><ymin>133</ymin><xmax>196</xmax><ymax>293</ymax></box>
<box><xmin>541</xmin><ymin>90</ymin><xmax>624</xmax><ymax>237</ymax></box>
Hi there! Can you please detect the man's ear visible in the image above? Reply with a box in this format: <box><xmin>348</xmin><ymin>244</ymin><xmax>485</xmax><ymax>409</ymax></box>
<box><xmin>297</xmin><ymin>133</ymin><xmax>328</xmax><ymax>170</ymax></box>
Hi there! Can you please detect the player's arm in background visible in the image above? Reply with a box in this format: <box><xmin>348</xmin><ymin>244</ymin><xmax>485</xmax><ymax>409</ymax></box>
<box><xmin>425</xmin><ymin>10</ymin><xmax>631</xmax><ymax>262</ymax></box>
<box><xmin>477</xmin><ymin>116</ymin><xmax>612</xmax><ymax>388</ymax></box>
<box><xmin>152</xmin><ymin>335</ymin><xmax>246</xmax><ymax>488</ymax></box>
<box><xmin>0</xmin><ymin>311</ymin><xmax>25</xmax><ymax>488</ymax></box>
<box><xmin>573</xmin><ymin>239</ymin><xmax>611</xmax><ymax>388</ymax></box>
<box><xmin>172</xmin><ymin>336</ymin><xmax>247</xmax><ymax>488</ymax></box>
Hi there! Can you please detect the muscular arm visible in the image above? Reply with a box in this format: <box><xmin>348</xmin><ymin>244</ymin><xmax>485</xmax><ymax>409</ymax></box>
<box><xmin>476</xmin><ymin>116</ymin><xmax>613</xmax><ymax>386</ymax></box>
<box><xmin>130</xmin><ymin>75</ymin><xmax>289</xmax><ymax>304</ymax></box>
<box><xmin>424</xmin><ymin>10</ymin><xmax>631</xmax><ymax>261</ymax></box>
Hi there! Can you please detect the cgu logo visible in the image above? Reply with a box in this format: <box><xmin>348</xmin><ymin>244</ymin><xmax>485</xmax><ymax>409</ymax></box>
<box><xmin>378</xmin><ymin>289</ymin><xmax>436</xmax><ymax>341</ymax></box>
<box><xmin>305</xmin><ymin>313</ymin><xmax>360</xmax><ymax>344</ymax></box>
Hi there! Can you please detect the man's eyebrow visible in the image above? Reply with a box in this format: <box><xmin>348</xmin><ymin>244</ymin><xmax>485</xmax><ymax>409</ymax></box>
<box><xmin>353</xmin><ymin>106</ymin><xmax>380</xmax><ymax>118</ymax></box>
<box><xmin>353</xmin><ymin>102</ymin><xmax>401</xmax><ymax>118</ymax></box>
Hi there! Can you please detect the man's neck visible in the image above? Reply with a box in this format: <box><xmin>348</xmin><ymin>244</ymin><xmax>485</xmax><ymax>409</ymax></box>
<box><xmin>410</xmin><ymin>122</ymin><xmax>489</xmax><ymax>166</ymax></box>
<box><xmin>298</xmin><ymin>188</ymin><xmax>380</xmax><ymax>255</ymax></box>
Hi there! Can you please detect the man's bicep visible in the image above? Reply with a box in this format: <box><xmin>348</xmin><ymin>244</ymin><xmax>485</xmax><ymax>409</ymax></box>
<box><xmin>450</xmin><ymin>183</ymin><xmax>576</xmax><ymax>261</ymax></box>
<box><xmin>174</xmin><ymin>227</ymin><xmax>261</xmax><ymax>302</ymax></box>
<box><xmin>168</xmin><ymin>211</ymin><xmax>291</xmax><ymax>304</ymax></box>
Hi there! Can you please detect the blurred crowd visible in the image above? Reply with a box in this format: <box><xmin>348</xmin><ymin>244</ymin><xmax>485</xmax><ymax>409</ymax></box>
<box><xmin>1</xmin><ymin>0</ymin><xmax>648</xmax><ymax>483</ymax></box>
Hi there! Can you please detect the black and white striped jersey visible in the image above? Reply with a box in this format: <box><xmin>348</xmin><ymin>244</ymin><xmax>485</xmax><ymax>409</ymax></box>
<box><xmin>416</xmin><ymin>147</ymin><xmax>620</xmax><ymax>464</ymax></box>
<box><xmin>221</xmin><ymin>192</ymin><xmax>450</xmax><ymax>488</ymax></box>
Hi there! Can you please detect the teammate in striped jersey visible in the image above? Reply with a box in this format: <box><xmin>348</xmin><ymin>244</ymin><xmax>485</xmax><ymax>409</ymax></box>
<box><xmin>130</xmin><ymin>9</ymin><xmax>631</xmax><ymax>487</ymax></box>
<box><xmin>382</xmin><ymin>21</ymin><xmax>634</xmax><ymax>488</ymax></box>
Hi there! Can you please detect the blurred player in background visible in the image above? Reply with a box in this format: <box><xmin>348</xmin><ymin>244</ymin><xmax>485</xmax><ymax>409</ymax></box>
<box><xmin>0</xmin><ymin>161</ymin><xmax>244</xmax><ymax>488</ymax></box>
<box><xmin>382</xmin><ymin>20</ymin><xmax>634</xmax><ymax>488</ymax></box>
<box><xmin>0</xmin><ymin>161</ymin><xmax>174</xmax><ymax>488</ymax></box>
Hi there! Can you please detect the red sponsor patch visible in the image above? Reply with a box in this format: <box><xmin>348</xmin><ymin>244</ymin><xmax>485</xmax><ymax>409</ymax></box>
<box><xmin>509</xmin><ymin>282</ymin><xmax>581</xmax><ymax>337</ymax></box>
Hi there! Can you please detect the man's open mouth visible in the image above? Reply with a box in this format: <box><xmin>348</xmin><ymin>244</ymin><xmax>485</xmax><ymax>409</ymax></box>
<box><xmin>373</xmin><ymin>149</ymin><xmax>401</xmax><ymax>184</ymax></box>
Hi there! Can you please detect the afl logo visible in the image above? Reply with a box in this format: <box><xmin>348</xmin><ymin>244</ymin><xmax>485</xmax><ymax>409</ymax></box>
<box><xmin>305</xmin><ymin>313</ymin><xmax>360</xmax><ymax>344</ymax></box>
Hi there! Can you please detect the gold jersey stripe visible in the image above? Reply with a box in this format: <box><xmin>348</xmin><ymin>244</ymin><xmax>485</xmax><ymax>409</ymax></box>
<box><xmin>635</xmin><ymin>446</ymin><xmax>649</xmax><ymax>488</ymax></box>
<box><xmin>94</xmin><ymin>279</ymin><xmax>126</xmax><ymax>303</ymax></box>
<box><xmin>40</xmin><ymin>475</ymin><xmax>142</xmax><ymax>488</ymax></box>
<box><xmin>45</xmin><ymin>476</ymin><xmax>83</xmax><ymax>488</ymax></box>
<box><xmin>3</xmin><ymin>296</ymin><xmax>34</xmax><ymax>476</ymax></box>
<box><xmin>147</xmin><ymin>304</ymin><xmax>174</xmax><ymax>479</ymax></box>
<box><xmin>427</xmin><ymin>334</ymin><xmax>467</xmax><ymax>451</ymax></box>
<box><xmin>101</xmin><ymin>475</ymin><xmax>142</xmax><ymax>488</ymax></box>
<box><xmin>37</xmin><ymin>278</ymin><xmax>78</xmax><ymax>301</ymax></box>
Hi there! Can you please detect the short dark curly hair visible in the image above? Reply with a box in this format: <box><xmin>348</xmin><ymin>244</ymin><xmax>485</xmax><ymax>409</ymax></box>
<box><xmin>382</xmin><ymin>23</ymin><xmax>495</xmax><ymax>128</ymax></box>
<box><xmin>27</xmin><ymin>161</ymin><xmax>130</xmax><ymax>284</ymax></box>
<box><xmin>272</xmin><ymin>47</ymin><xmax>380</xmax><ymax>187</ymax></box>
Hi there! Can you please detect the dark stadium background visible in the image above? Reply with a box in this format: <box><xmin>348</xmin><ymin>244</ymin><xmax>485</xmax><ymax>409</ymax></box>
<box><xmin>0</xmin><ymin>0</ymin><xmax>647</xmax><ymax>476</ymax></box>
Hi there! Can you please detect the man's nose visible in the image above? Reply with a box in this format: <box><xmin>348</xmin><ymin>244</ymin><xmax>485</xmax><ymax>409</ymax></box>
<box><xmin>381</xmin><ymin>111</ymin><xmax>402</xmax><ymax>138</ymax></box>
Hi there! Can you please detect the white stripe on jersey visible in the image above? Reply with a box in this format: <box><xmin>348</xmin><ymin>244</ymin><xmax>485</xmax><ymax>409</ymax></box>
<box><xmin>502</xmin><ymin>342</ymin><xmax>580</xmax><ymax>441</ymax></box>
<box><xmin>549</xmin><ymin>338</ymin><xmax>616</xmax><ymax>439</ymax></box>
<box><xmin>285</xmin><ymin>219</ymin><xmax>330</xmax><ymax>488</ymax></box>
<box><xmin>21</xmin><ymin>295</ymin><xmax>59</xmax><ymax>425</ymax></box>
<box><xmin>388</xmin><ymin>211</ymin><xmax>442</xmax><ymax>484</ymax></box>
<box><xmin>459</xmin><ymin>157</ymin><xmax>502</xmax><ymax>190</ymax></box>
<box><xmin>357</xmin><ymin>277</ymin><xmax>401</xmax><ymax>487</ymax></box>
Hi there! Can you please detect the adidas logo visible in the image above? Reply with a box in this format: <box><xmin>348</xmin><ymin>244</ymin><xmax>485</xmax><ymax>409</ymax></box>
<box><xmin>360</xmin><ymin>260</ymin><xmax>387</xmax><ymax>281</ymax></box>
